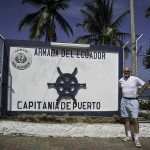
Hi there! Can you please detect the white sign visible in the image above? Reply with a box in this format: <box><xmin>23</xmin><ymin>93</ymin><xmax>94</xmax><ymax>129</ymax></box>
<box><xmin>8</xmin><ymin>44</ymin><xmax>119</xmax><ymax>112</ymax></box>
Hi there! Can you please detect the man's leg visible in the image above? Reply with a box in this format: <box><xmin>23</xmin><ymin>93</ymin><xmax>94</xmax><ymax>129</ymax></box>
<box><xmin>122</xmin><ymin>117</ymin><xmax>132</xmax><ymax>141</ymax></box>
<box><xmin>133</xmin><ymin>118</ymin><xmax>141</xmax><ymax>147</ymax></box>
<box><xmin>120</xmin><ymin>98</ymin><xmax>132</xmax><ymax>141</ymax></box>
<box><xmin>125</xmin><ymin>118</ymin><xmax>132</xmax><ymax>138</ymax></box>
<box><xmin>133</xmin><ymin>118</ymin><xmax>139</xmax><ymax>134</ymax></box>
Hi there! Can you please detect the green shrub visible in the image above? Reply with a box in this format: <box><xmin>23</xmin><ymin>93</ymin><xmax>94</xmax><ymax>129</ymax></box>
<box><xmin>17</xmin><ymin>114</ymin><xmax>34</xmax><ymax>122</ymax></box>
<box><xmin>5</xmin><ymin>114</ymin><xmax>122</xmax><ymax>124</ymax></box>
<box><xmin>83</xmin><ymin>116</ymin><xmax>93</xmax><ymax>123</ymax></box>
<box><xmin>139</xmin><ymin>101</ymin><xmax>150</xmax><ymax>110</ymax></box>
<box><xmin>112</xmin><ymin>114</ymin><xmax>120</xmax><ymax>120</ymax></box>
<box><xmin>139</xmin><ymin>113</ymin><xmax>150</xmax><ymax>120</ymax></box>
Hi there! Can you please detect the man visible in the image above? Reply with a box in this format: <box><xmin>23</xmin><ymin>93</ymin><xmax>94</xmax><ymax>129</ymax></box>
<box><xmin>119</xmin><ymin>67</ymin><xmax>148</xmax><ymax>148</ymax></box>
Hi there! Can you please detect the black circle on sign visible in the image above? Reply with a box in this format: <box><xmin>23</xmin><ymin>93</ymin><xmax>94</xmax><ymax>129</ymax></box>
<box><xmin>55</xmin><ymin>73</ymin><xmax>79</xmax><ymax>96</ymax></box>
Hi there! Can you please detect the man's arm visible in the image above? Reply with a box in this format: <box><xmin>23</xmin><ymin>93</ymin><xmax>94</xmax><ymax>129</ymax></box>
<box><xmin>137</xmin><ymin>83</ymin><xmax>148</xmax><ymax>97</ymax></box>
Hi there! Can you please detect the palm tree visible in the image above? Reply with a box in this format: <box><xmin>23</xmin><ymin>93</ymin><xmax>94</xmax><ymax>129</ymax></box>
<box><xmin>75</xmin><ymin>0</ymin><xmax>130</xmax><ymax>47</ymax></box>
<box><xmin>146</xmin><ymin>6</ymin><xmax>150</xmax><ymax>17</ymax></box>
<box><xmin>130</xmin><ymin>0</ymin><xmax>136</xmax><ymax>76</ymax></box>
<box><xmin>18</xmin><ymin>0</ymin><xmax>73</xmax><ymax>41</ymax></box>
<box><xmin>144</xmin><ymin>6</ymin><xmax>150</xmax><ymax>69</ymax></box>
<box><xmin>142</xmin><ymin>47</ymin><xmax>150</xmax><ymax>69</ymax></box>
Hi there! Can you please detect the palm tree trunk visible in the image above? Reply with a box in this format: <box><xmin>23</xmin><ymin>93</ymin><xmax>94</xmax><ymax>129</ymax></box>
<box><xmin>130</xmin><ymin>0</ymin><xmax>136</xmax><ymax>76</ymax></box>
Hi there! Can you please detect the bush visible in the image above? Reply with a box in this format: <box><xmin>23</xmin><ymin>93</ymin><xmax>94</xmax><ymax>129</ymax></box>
<box><xmin>0</xmin><ymin>113</ymin><xmax>120</xmax><ymax>123</ymax></box>
<box><xmin>139</xmin><ymin>113</ymin><xmax>150</xmax><ymax>120</ymax></box>
<box><xmin>139</xmin><ymin>101</ymin><xmax>150</xmax><ymax>110</ymax></box>
<box><xmin>1</xmin><ymin>114</ymin><xmax>121</xmax><ymax>124</ymax></box>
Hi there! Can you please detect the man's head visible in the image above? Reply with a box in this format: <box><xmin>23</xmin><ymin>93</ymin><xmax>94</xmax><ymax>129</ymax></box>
<box><xmin>123</xmin><ymin>67</ymin><xmax>131</xmax><ymax>79</ymax></box>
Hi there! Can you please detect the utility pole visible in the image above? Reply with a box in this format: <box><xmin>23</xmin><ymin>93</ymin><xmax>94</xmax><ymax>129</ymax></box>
<box><xmin>135</xmin><ymin>34</ymin><xmax>143</xmax><ymax>76</ymax></box>
<box><xmin>0</xmin><ymin>34</ymin><xmax>4</xmax><ymax>116</ymax></box>
<box><xmin>123</xmin><ymin>41</ymin><xmax>129</xmax><ymax>69</ymax></box>
<box><xmin>130</xmin><ymin>0</ymin><xmax>136</xmax><ymax>76</ymax></box>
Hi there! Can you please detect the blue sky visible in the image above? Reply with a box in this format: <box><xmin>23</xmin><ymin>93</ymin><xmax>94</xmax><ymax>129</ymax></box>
<box><xmin>0</xmin><ymin>0</ymin><xmax>149</xmax><ymax>81</ymax></box>
<box><xmin>0</xmin><ymin>0</ymin><xmax>150</xmax><ymax>53</ymax></box>
<box><xmin>0</xmin><ymin>0</ymin><xmax>150</xmax><ymax>51</ymax></box>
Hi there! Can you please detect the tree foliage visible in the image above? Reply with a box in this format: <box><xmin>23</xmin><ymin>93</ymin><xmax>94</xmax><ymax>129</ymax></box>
<box><xmin>75</xmin><ymin>0</ymin><xmax>130</xmax><ymax>47</ymax></box>
<box><xmin>145</xmin><ymin>6</ymin><xmax>150</xmax><ymax>18</ymax></box>
<box><xmin>18</xmin><ymin>0</ymin><xmax>73</xmax><ymax>41</ymax></box>
<box><xmin>143</xmin><ymin>47</ymin><xmax>150</xmax><ymax>69</ymax></box>
<box><xmin>144</xmin><ymin>6</ymin><xmax>150</xmax><ymax>69</ymax></box>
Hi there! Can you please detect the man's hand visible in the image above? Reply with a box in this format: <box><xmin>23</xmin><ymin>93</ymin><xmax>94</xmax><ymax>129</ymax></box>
<box><xmin>137</xmin><ymin>83</ymin><xmax>148</xmax><ymax>97</ymax></box>
<box><xmin>136</xmin><ymin>92</ymin><xmax>141</xmax><ymax>97</ymax></box>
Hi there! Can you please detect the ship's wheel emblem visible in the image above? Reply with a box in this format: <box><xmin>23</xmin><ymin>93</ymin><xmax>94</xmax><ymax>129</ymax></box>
<box><xmin>47</xmin><ymin>67</ymin><xmax>86</xmax><ymax>107</ymax></box>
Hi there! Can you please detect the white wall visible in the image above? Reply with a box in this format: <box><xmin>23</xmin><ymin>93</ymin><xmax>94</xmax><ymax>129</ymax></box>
<box><xmin>8</xmin><ymin>45</ymin><xmax>119</xmax><ymax>112</ymax></box>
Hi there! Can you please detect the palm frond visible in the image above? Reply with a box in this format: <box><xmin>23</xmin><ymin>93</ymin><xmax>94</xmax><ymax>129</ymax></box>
<box><xmin>22</xmin><ymin>0</ymin><xmax>43</xmax><ymax>7</ymax></box>
<box><xmin>145</xmin><ymin>6</ymin><xmax>150</xmax><ymax>18</ymax></box>
<box><xmin>75</xmin><ymin>34</ymin><xmax>98</xmax><ymax>44</ymax></box>
<box><xmin>54</xmin><ymin>0</ymin><xmax>70</xmax><ymax>10</ymax></box>
<box><xmin>19</xmin><ymin>0</ymin><xmax>72</xmax><ymax>41</ymax></box>
<box><xmin>76</xmin><ymin>0</ymin><xmax>130</xmax><ymax>46</ymax></box>
<box><xmin>18</xmin><ymin>10</ymin><xmax>41</xmax><ymax>31</ymax></box>
<box><xmin>112</xmin><ymin>10</ymin><xmax>130</xmax><ymax>28</ymax></box>
<box><xmin>54</xmin><ymin>11</ymin><xmax>73</xmax><ymax>37</ymax></box>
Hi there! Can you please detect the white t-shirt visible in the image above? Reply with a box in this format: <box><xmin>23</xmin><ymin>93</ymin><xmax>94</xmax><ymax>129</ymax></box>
<box><xmin>119</xmin><ymin>76</ymin><xmax>145</xmax><ymax>98</ymax></box>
